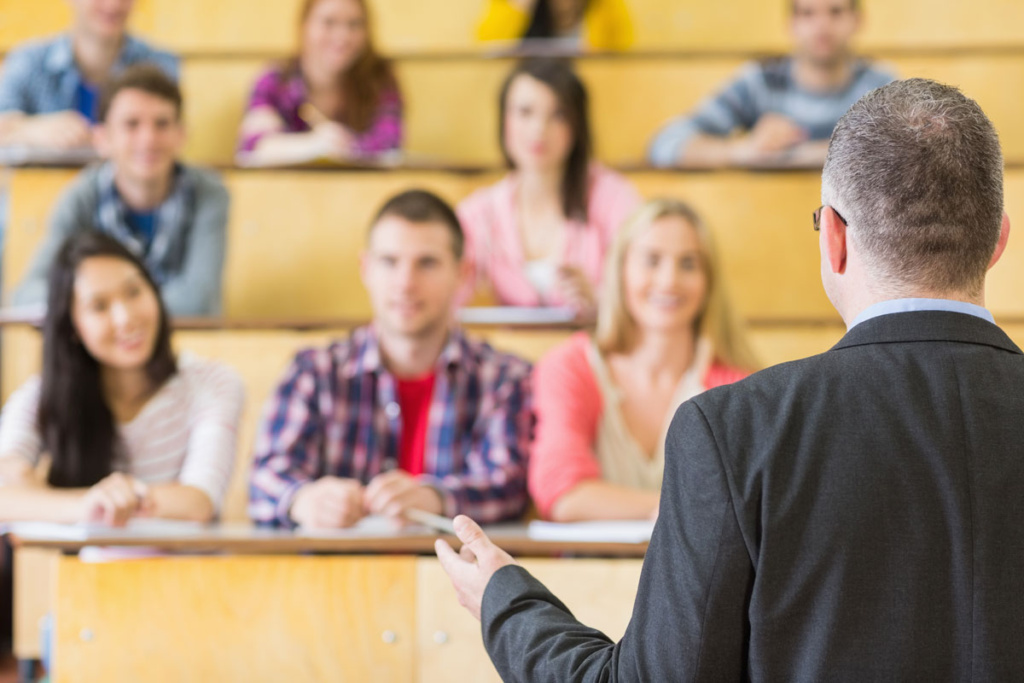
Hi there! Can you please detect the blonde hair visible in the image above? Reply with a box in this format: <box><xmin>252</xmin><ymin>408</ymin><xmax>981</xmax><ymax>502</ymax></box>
<box><xmin>594</xmin><ymin>198</ymin><xmax>759</xmax><ymax>372</ymax></box>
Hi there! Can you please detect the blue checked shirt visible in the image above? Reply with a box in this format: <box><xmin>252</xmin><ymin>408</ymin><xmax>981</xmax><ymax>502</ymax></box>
<box><xmin>0</xmin><ymin>34</ymin><xmax>178</xmax><ymax>116</ymax></box>
<box><xmin>249</xmin><ymin>325</ymin><xmax>534</xmax><ymax>528</ymax></box>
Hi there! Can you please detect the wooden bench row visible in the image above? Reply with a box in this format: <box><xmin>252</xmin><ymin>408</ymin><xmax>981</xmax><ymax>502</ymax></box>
<box><xmin>3</xmin><ymin>0</ymin><xmax>1023</xmax><ymax>55</ymax></box>
<box><xmin>7</xmin><ymin>168</ymin><xmax>1024</xmax><ymax>324</ymax></box>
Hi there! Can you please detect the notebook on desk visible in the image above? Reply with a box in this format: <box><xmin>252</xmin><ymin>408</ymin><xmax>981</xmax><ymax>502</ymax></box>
<box><xmin>527</xmin><ymin>520</ymin><xmax>654</xmax><ymax>544</ymax></box>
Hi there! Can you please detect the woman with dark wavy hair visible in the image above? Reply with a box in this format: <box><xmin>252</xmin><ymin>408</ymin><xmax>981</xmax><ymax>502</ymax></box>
<box><xmin>236</xmin><ymin>0</ymin><xmax>402</xmax><ymax>165</ymax></box>
<box><xmin>457</xmin><ymin>57</ymin><xmax>640</xmax><ymax>317</ymax></box>
<box><xmin>0</xmin><ymin>230</ymin><xmax>244</xmax><ymax>525</ymax></box>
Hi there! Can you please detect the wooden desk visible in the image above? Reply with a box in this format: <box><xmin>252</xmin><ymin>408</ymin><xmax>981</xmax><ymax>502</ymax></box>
<box><xmin>9</xmin><ymin>525</ymin><xmax>646</xmax><ymax>683</ymax></box>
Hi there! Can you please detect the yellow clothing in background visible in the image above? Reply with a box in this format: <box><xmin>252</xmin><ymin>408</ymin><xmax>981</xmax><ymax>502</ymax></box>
<box><xmin>476</xmin><ymin>0</ymin><xmax>635</xmax><ymax>51</ymax></box>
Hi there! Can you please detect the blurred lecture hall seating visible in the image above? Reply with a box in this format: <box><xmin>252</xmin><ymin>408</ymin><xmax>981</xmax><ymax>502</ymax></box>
<box><xmin>1</xmin><ymin>0</ymin><xmax>1023</xmax><ymax>680</ymax></box>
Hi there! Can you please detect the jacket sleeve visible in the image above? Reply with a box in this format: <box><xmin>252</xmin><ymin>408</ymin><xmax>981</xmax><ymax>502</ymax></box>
<box><xmin>480</xmin><ymin>400</ymin><xmax>754</xmax><ymax>682</ymax></box>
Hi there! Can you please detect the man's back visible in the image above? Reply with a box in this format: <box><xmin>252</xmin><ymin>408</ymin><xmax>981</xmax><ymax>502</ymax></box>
<box><xmin>687</xmin><ymin>310</ymin><xmax>1024</xmax><ymax>680</ymax></box>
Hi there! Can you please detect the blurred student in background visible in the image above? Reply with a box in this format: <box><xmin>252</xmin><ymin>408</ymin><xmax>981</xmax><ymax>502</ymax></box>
<box><xmin>457</xmin><ymin>58</ymin><xmax>640</xmax><ymax>318</ymax></box>
<box><xmin>476</xmin><ymin>0</ymin><xmax>634</xmax><ymax>52</ymax></box>
<box><xmin>237</xmin><ymin>0</ymin><xmax>403</xmax><ymax>165</ymax></box>
<box><xmin>0</xmin><ymin>231</ymin><xmax>244</xmax><ymax>526</ymax></box>
<box><xmin>12</xmin><ymin>66</ymin><xmax>229</xmax><ymax>317</ymax></box>
<box><xmin>249</xmin><ymin>190</ymin><xmax>532</xmax><ymax>530</ymax></box>
<box><xmin>529</xmin><ymin>199</ymin><xmax>755</xmax><ymax>521</ymax></box>
<box><xmin>648</xmin><ymin>0</ymin><xmax>893</xmax><ymax>169</ymax></box>
<box><xmin>0</xmin><ymin>0</ymin><xmax>177</xmax><ymax>149</ymax></box>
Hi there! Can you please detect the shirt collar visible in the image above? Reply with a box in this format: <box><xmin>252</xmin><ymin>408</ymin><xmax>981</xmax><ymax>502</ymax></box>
<box><xmin>45</xmin><ymin>33</ymin><xmax>142</xmax><ymax>74</ymax></box>
<box><xmin>342</xmin><ymin>324</ymin><xmax>468</xmax><ymax>378</ymax></box>
<box><xmin>848</xmin><ymin>297</ymin><xmax>995</xmax><ymax>330</ymax></box>
<box><xmin>45</xmin><ymin>35</ymin><xmax>76</xmax><ymax>72</ymax></box>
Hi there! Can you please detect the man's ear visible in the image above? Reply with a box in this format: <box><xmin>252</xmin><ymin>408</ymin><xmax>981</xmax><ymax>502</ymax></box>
<box><xmin>988</xmin><ymin>212</ymin><xmax>1011</xmax><ymax>270</ymax></box>
<box><xmin>821</xmin><ymin>206</ymin><xmax>848</xmax><ymax>276</ymax></box>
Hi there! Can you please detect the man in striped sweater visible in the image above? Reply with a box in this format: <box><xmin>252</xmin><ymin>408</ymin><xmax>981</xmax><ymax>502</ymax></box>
<box><xmin>648</xmin><ymin>0</ymin><xmax>894</xmax><ymax>169</ymax></box>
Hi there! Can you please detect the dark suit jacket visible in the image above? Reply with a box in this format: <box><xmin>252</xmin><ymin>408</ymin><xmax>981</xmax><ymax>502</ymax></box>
<box><xmin>482</xmin><ymin>311</ymin><xmax>1024</xmax><ymax>682</ymax></box>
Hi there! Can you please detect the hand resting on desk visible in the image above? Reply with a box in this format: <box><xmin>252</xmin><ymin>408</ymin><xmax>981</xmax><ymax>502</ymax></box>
<box><xmin>290</xmin><ymin>470</ymin><xmax>445</xmax><ymax>529</ymax></box>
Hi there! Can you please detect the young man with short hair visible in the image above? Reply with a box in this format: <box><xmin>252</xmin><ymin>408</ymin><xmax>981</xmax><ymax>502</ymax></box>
<box><xmin>13</xmin><ymin>65</ymin><xmax>228</xmax><ymax>317</ymax></box>
<box><xmin>249</xmin><ymin>190</ymin><xmax>533</xmax><ymax>529</ymax></box>
<box><xmin>648</xmin><ymin>0</ymin><xmax>894</xmax><ymax>169</ymax></box>
<box><xmin>0</xmin><ymin>0</ymin><xmax>177</xmax><ymax>149</ymax></box>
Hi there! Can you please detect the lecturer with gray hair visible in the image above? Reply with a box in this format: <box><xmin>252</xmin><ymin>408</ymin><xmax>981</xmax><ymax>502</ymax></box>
<box><xmin>434</xmin><ymin>78</ymin><xmax>1024</xmax><ymax>681</ymax></box>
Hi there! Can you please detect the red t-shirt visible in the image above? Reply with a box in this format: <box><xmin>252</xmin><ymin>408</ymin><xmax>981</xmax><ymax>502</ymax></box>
<box><xmin>396</xmin><ymin>373</ymin><xmax>436</xmax><ymax>476</ymax></box>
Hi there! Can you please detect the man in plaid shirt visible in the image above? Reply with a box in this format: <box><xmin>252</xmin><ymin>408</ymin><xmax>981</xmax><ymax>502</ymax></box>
<box><xmin>249</xmin><ymin>190</ymin><xmax>533</xmax><ymax>528</ymax></box>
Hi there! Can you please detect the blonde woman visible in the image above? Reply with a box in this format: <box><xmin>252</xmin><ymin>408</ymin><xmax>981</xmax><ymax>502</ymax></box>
<box><xmin>529</xmin><ymin>199</ymin><xmax>757</xmax><ymax>521</ymax></box>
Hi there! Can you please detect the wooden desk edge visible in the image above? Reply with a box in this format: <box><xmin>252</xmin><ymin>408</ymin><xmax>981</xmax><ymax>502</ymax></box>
<box><xmin>8</xmin><ymin>532</ymin><xmax>648</xmax><ymax>558</ymax></box>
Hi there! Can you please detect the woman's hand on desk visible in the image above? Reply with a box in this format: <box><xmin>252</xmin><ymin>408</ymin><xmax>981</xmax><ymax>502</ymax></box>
<box><xmin>435</xmin><ymin>515</ymin><xmax>517</xmax><ymax>621</ymax></box>
<box><xmin>80</xmin><ymin>473</ymin><xmax>151</xmax><ymax>527</ymax></box>
<box><xmin>290</xmin><ymin>477</ymin><xmax>366</xmax><ymax>529</ymax></box>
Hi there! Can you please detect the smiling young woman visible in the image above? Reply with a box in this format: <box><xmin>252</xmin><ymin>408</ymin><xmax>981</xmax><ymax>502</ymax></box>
<box><xmin>0</xmin><ymin>231</ymin><xmax>244</xmax><ymax>526</ymax></box>
<box><xmin>236</xmin><ymin>0</ymin><xmax>402</xmax><ymax>165</ymax></box>
<box><xmin>528</xmin><ymin>199</ymin><xmax>758</xmax><ymax>522</ymax></box>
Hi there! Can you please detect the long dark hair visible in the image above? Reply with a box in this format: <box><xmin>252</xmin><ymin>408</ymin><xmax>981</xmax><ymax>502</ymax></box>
<box><xmin>523</xmin><ymin>0</ymin><xmax>592</xmax><ymax>39</ymax></box>
<box><xmin>37</xmin><ymin>230</ymin><xmax>177</xmax><ymax>488</ymax></box>
<box><xmin>498</xmin><ymin>58</ymin><xmax>592</xmax><ymax>222</ymax></box>
<box><xmin>292</xmin><ymin>0</ymin><xmax>398</xmax><ymax>133</ymax></box>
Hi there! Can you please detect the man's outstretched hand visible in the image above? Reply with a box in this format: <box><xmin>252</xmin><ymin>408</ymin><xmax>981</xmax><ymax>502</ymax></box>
<box><xmin>434</xmin><ymin>515</ymin><xmax>518</xmax><ymax>621</ymax></box>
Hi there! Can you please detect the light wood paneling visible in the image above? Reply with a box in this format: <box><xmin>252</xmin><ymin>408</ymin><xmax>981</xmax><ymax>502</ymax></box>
<box><xmin>178</xmin><ymin>53</ymin><xmax>1024</xmax><ymax>167</ymax></box>
<box><xmin>12</xmin><ymin>548</ymin><xmax>56</xmax><ymax>659</ymax></box>
<box><xmin>7</xmin><ymin>169</ymin><xmax>1024</xmax><ymax>326</ymax></box>
<box><xmin>5</xmin><ymin>0</ymin><xmax>1024</xmax><ymax>54</ymax></box>
<box><xmin>220</xmin><ymin>170</ymin><xmax>488</xmax><ymax>319</ymax></box>
<box><xmin>2</xmin><ymin>168</ymin><xmax>78</xmax><ymax>294</ymax></box>
<box><xmin>416</xmin><ymin>557</ymin><xmax>643</xmax><ymax>683</ymax></box>
<box><xmin>52</xmin><ymin>555</ymin><xmax>417</xmax><ymax>682</ymax></box>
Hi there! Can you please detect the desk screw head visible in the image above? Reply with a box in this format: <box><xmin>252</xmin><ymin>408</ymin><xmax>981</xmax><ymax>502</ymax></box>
<box><xmin>79</xmin><ymin>629</ymin><xmax>94</xmax><ymax>642</ymax></box>
<box><xmin>433</xmin><ymin>631</ymin><xmax>449</xmax><ymax>645</ymax></box>
<box><xmin>382</xmin><ymin>630</ymin><xmax>398</xmax><ymax>644</ymax></box>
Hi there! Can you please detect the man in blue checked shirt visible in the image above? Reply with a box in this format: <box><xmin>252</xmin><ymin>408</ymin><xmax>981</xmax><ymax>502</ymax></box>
<box><xmin>249</xmin><ymin>190</ymin><xmax>534</xmax><ymax>529</ymax></box>
<box><xmin>648</xmin><ymin>0</ymin><xmax>893</xmax><ymax>170</ymax></box>
<box><xmin>0</xmin><ymin>0</ymin><xmax>177</xmax><ymax>149</ymax></box>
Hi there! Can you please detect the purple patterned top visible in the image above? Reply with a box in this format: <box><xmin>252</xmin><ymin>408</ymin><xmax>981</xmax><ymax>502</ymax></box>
<box><xmin>238</xmin><ymin>64</ymin><xmax>403</xmax><ymax>156</ymax></box>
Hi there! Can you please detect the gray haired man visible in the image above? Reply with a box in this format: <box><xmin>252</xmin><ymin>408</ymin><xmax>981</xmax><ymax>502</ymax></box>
<box><xmin>436</xmin><ymin>78</ymin><xmax>1023</xmax><ymax>681</ymax></box>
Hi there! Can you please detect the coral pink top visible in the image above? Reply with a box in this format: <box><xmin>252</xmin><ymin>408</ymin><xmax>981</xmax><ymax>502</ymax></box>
<box><xmin>529</xmin><ymin>332</ymin><xmax>749</xmax><ymax>519</ymax></box>
<box><xmin>456</xmin><ymin>164</ymin><xmax>641</xmax><ymax>307</ymax></box>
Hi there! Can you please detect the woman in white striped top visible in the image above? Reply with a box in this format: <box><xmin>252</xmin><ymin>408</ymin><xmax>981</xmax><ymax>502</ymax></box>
<box><xmin>0</xmin><ymin>230</ymin><xmax>244</xmax><ymax>525</ymax></box>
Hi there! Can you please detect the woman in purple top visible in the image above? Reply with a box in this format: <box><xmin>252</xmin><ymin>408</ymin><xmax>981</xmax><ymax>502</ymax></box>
<box><xmin>236</xmin><ymin>0</ymin><xmax>402</xmax><ymax>165</ymax></box>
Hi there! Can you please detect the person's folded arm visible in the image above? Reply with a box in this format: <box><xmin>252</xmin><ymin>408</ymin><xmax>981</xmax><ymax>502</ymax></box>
<box><xmin>648</xmin><ymin>66</ymin><xmax>761</xmax><ymax>168</ymax></box>
<box><xmin>476</xmin><ymin>0</ymin><xmax>534</xmax><ymax>42</ymax></box>
<box><xmin>169</xmin><ymin>362</ymin><xmax>245</xmax><ymax>521</ymax></box>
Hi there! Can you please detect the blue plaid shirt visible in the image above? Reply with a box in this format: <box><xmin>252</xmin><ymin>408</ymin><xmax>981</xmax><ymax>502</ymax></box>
<box><xmin>0</xmin><ymin>34</ymin><xmax>178</xmax><ymax>116</ymax></box>
<box><xmin>249</xmin><ymin>325</ymin><xmax>534</xmax><ymax>528</ymax></box>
